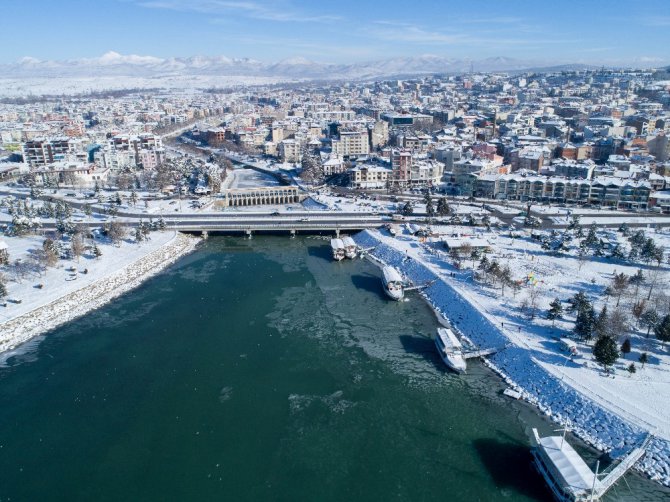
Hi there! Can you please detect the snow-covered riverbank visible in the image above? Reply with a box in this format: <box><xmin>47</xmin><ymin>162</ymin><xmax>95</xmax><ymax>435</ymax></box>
<box><xmin>0</xmin><ymin>232</ymin><xmax>199</xmax><ymax>355</ymax></box>
<box><xmin>353</xmin><ymin>229</ymin><xmax>670</xmax><ymax>487</ymax></box>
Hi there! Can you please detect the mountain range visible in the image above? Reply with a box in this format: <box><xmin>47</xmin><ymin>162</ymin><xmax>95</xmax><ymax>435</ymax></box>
<box><xmin>1</xmin><ymin>52</ymin><xmax>598</xmax><ymax>81</ymax></box>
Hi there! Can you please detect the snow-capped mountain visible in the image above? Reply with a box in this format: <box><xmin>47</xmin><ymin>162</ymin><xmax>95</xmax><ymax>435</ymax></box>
<box><xmin>0</xmin><ymin>52</ymin><xmax>595</xmax><ymax>81</ymax></box>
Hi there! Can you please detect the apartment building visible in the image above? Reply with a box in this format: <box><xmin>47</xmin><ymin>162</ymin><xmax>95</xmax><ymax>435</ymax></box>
<box><xmin>349</xmin><ymin>164</ymin><xmax>391</xmax><ymax>189</ymax></box>
<box><xmin>23</xmin><ymin>137</ymin><xmax>82</xmax><ymax>167</ymax></box>
<box><xmin>278</xmin><ymin>139</ymin><xmax>301</xmax><ymax>163</ymax></box>
<box><xmin>331</xmin><ymin>130</ymin><xmax>370</xmax><ymax>158</ymax></box>
<box><xmin>473</xmin><ymin>173</ymin><xmax>651</xmax><ymax>208</ymax></box>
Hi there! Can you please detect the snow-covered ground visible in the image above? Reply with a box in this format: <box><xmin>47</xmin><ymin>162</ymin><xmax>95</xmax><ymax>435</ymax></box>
<box><xmin>550</xmin><ymin>215</ymin><xmax>670</xmax><ymax>226</ymax></box>
<box><xmin>0</xmin><ymin>231</ymin><xmax>199</xmax><ymax>355</ymax></box>
<box><xmin>353</xmin><ymin>227</ymin><xmax>670</xmax><ymax>486</ymax></box>
<box><xmin>0</xmin><ymin>75</ymin><xmax>293</xmax><ymax>97</ymax></box>
<box><xmin>227</xmin><ymin>168</ymin><xmax>281</xmax><ymax>189</ymax></box>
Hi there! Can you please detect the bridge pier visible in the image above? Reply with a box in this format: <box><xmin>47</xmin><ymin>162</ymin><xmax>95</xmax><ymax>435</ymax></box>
<box><xmin>202</xmin><ymin>231</ymin><xmax>209</xmax><ymax>239</ymax></box>
<box><xmin>290</xmin><ymin>229</ymin><xmax>296</xmax><ymax>238</ymax></box>
<box><xmin>335</xmin><ymin>228</ymin><xmax>340</xmax><ymax>238</ymax></box>
<box><xmin>245</xmin><ymin>229</ymin><xmax>253</xmax><ymax>239</ymax></box>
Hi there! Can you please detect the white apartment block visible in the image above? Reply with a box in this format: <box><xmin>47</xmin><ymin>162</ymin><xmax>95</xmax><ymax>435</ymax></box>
<box><xmin>349</xmin><ymin>164</ymin><xmax>391</xmax><ymax>189</ymax></box>
<box><xmin>278</xmin><ymin>139</ymin><xmax>302</xmax><ymax>163</ymax></box>
<box><xmin>332</xmin><ymin>131</ymin><xmax>370</xmax><ymax>158</ymax></box>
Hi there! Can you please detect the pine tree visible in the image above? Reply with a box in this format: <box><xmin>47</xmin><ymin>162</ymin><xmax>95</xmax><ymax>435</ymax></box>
<box><xmin>426</xmin><ymin>198</ymin><xmax>435</xmax><ymax>217</ymax></box>
<box><xmin>470</xmin><ymin>248</ymin><xmax>481</xmax><ymax>268</ymax></box>
<box><xmin>547</xmin><ymin>298</ymin><xmax>563</xmax><ymax>326</ymax></box>
<box><xmin>436</xmin><ymin>197</ymin><xmax>450</xmax><ymax>216</ymax></box>
<box><xmin>584</xmin><ymin>222</ymin><xmax>598</xmax><ymax>247</ymax></box>
<box><xmin>567</xmin><ymin>291</ymin><xmax>589</xmax><ymax>313</ymax></box>
<box><xmin>621</xmin><ymin>338</ymin><xmax>631</xmax><ymax>359</ymax></box>
<box><xmin>640</xmin><ymin>238</ymin><xmax>658</xmax><ymax>265</ymax></box>
<box><xmin>608</xmin><ymin>244</ymin><xmax>625</xmax><ymax>260</ymax></box>
<box><xmin>629</xmin><ymin>230</ymin><xmax>646</xmax><ymax>247</ymax></box>
<box><xmin>93</xmin><ymin>243</ymin><xmax>102</xmax><ymax>260</ymax></box>
<box><xmin>401</xmin><ymin>201</ymin><xmax>413</xmax><ymax>216</ymax></box>
<box><xmin>627</xmin><ymin>363</ymin><xmax>636</xmax><ymax>377</ymax></box>
<box><xmin>654</xmin><ymin>314</ymin><xmax>670</xmax><ymax>347</ymax></box>
<box><xmin>593</xmin><ymin>335</ymin><xmax>618</xmax><ymax>373</ymax></box>
<box><xmin>638</xmin><ymin>352</ymin><xmax>648</xmax><ymax>368</ymax></box>
<box><xmin>574</xmin><ymin>301</ymin><xmax>595</xmax><ymax>341</ymax></box>
<box><xmin>568</xmin><ymin>215</ymin><xmax>581</xmax><ymax>230</ymax></box>
<box><xmin>593</xmin><ymin>305</ymin><xmax>609</xmax><ymax>338</ymax></box>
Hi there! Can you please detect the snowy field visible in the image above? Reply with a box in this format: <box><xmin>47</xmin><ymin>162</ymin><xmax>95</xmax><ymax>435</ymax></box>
<box><xmin>227</xmin><ymin>168</ymin><xmax>281</xmax><ymax>189</ymax></box>
<box><xmin>0</xmin><ymin>75</ymin><xmax>294</xmax><ymax>97</ymax></box>
<box><xmin>354</xmin><ymin>226</ymin><xmax>670</xmax><ymax>486</ymax></box>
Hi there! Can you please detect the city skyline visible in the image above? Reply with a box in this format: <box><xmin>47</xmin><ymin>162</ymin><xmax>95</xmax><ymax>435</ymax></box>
<box><xmin>3</xmin><ymin>0</ymin><xmax>669</xmax><ymax>67</ymax></box>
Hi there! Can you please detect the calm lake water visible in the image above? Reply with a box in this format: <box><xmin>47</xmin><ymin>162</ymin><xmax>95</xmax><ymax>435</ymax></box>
<box><xmin>0</xmin><ymin>236</ymin><xmax>666</xmax><ymax>501</ymax></box>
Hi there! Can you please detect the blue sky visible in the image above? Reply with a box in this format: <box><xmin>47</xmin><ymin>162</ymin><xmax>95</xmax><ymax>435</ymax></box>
<box><xmin>3</xmin><ymin>0</ymin><xmax>669</xmax><ymax>65</ymax></box>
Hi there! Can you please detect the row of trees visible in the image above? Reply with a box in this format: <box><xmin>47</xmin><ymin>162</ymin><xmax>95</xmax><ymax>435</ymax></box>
<box><xmin>401</xmin><ymin>195</ymin><xmax>451</xmax><ymax>217</ymax></box>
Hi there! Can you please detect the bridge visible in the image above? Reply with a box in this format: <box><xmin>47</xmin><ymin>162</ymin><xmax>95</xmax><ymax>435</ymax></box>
<box><xmin>147</xmin><ymin>212</ymin><xmax>385</xmax><ymax>236</ymax></box>
<box><xmin>25</xmin><ymin>209</ymin><xmax>386</xmax><ymax>236</ymax></box>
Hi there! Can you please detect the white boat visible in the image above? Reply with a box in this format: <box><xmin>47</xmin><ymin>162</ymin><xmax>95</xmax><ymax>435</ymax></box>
<box><xmin>330</xmin><ymin>238</ymin><xmax>345</xmax><ymax>261</ymax></box>
<box><xmin>382</xmin><ymin>266</ymin><xmax>404</xmax><ymax>301</ymax></box>
<box><xmin>531</xmin><ymin>428</ymin><xmax>604</xmax><ymax>502</ymax></box>
<box><xmin>341</xmin><ymin>236</ymin><xmax>358</xmax><ymax>259</ymax></box>
<box><xmin>434</xmin><ymin>327</ymin><xmax>467</xmax><ymax>373</ymax></box>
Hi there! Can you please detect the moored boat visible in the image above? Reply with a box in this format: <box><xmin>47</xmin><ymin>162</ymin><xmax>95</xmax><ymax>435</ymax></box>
<box><xmin>330</xmin><ymin>238</ymin><xmax>345</xmax><ymax>261</ymax></box>
<box><xmin>434</xmin><ymin>327</ymin><xmax>467</xmax><ymax>373</ymax></box>
<box><xmin>531</xmin><ymin>428</ymin><xmax>604</xmax><ymax>502</ymax></box>
<box><xmin>382</xmin><ymin>265</ymin><xmax>404</xmax><ymax>300</ymax></box>
<box><xmin>341</xmin><ymin>236</ymin><xmax>358</xmax><ymax>259</ymax></box>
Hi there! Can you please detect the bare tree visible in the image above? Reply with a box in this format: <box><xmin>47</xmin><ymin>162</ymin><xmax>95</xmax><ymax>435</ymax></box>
<box><xmin>607</xmin><ymin>309</ymin><xmax>629</xmax><ymax>341</ymax></box>
<box><xmin>42</xmin><ymin>239</ymin><xmax>59</xmax><ymax>268</ymax></box>
<box><xmin>646</xmin><ymin>267</ymin><xmax>666</xmax><ymax>301</ymax></box>
<box><xmin>611</xmin><ymin>272</ymin><xmax>629</xmax><ymax>307</ymax></box>
<box><xmin>105</xmin><ymin>220</ymin><xmax>127</xmax><ymax>247</ymax></box>
<box><xmin>71</xmin><ymin>234</ymin><xmax>85</xmax><ymax>263</ymax></box>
